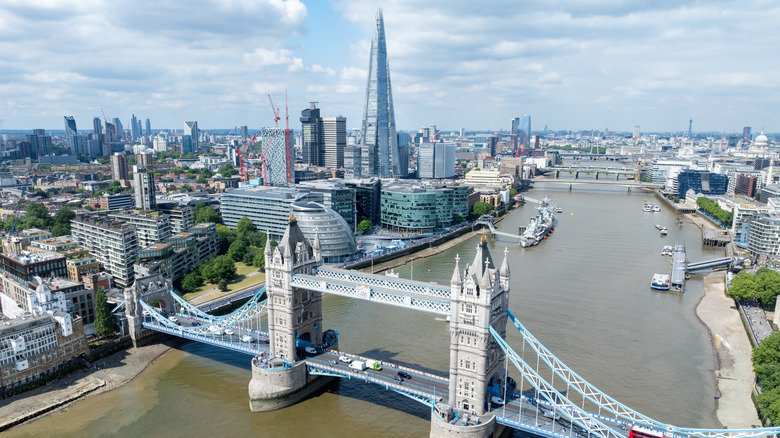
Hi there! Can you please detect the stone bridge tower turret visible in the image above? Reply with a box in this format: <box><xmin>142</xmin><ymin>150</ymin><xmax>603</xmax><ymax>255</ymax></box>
<box><xmin>264</xmin><ymin>213</ymin><xmax>323</xmax><ymax>362</ymax></box>
<box><xmin>447</xmin><ymin>236</ymin><xmax>511</xmax><ymax>415</ymax></box>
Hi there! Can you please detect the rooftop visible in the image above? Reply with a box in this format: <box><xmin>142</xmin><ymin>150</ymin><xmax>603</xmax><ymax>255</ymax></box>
<box><xmin>2</xmin><ymin>250</ymin><xmax>64</xmax><ymax>264</ymax></box>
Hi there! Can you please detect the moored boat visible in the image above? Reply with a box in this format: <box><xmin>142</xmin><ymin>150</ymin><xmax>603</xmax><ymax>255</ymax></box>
<box><xmin>651</xmin><ymin>273</ymin><xmax>671</xmax><ymax>290</ymax></box>
<box><xmin>520</xmin><ymin>196</ymin><xmax>558</xmax><ymax>248</ymax></box>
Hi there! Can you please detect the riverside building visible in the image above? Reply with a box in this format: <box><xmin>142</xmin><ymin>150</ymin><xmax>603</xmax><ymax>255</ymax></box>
<box><xmin>134</xmin><ymin>223</ymin><xmax>219</xmax><ymax>281</ymax></box>
<box><xmin>291</xmin><ymin>201</ymin><xmax>358</xmax><ymax>264</ymax></box>
<box><xmin>380</xmin><ymin>180</ymin><xmax>469</xmax><ymax>233</ymax></box>
<box><xmin>0</xmin><ymin>311</ymin><xmax>88</xmax><ymax>395</ymax></box>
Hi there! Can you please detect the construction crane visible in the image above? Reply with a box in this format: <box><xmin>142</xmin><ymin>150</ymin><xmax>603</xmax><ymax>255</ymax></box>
<box><xmin>268</xmin><ymin>95</ymin><xmax>280</xmax><ymax>127</ymax></box>
<box><xmin>7</xmin><ymin>185</ymin><xmax>27</xmax><ymax>253</ymax></box>
<box><xmin>430</xmin><ymin>130</ymin><xmax>441</xmax><ymax>142</ymax></box>
<box><xmin>237</xmin><ymin>133</ymin><xmax>260</xmax><ymax>182</ymax></box>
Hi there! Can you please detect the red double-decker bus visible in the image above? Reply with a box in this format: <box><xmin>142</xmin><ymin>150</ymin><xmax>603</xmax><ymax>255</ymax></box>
<box><xmin>630</xmin><ymin>426</ymin><xmax>665</xmax><ymax>438</ymax></box>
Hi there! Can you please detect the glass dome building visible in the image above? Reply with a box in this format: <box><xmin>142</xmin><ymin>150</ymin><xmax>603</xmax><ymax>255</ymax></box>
<box><xmin>291</xmin><ymin>201</ymin><xmax>358</xmax><ymax>264</ymax></box>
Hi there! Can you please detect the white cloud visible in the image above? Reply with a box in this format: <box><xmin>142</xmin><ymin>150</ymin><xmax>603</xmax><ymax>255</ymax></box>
<box><xmin>244</xmin><ymin>48</ymin><xmax>294</xmax><ymax>66</ymax></box>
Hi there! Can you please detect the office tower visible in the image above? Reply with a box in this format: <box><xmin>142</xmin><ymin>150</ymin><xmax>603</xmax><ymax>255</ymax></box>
<box><xmin>145</xmin><ymin>118</ymin><xmax>151</xmax><ymax>137</ymax></box>
<box><xmin>111</xmin><ymin>153</ymin><xmax>128</xmax><ymax>181</ymax></box>
<box><xmin>511</xmin><ymin>117</ymin><xmax>520</xmax><ymax>134</ymax></box>
<box><xmin>93</xmin><ymin>117</ymin><xmax>102</xmax><ymax>137</ymax></box>
<box><xmin>460</xmin><ymin>127</ymin><xmax>465</xmax><ymax>138</ymax></box>
<box><xmin>133</xmin><ymin>165</ymin><xmax>156</xmax><ymax>210</ymax></box>
<box><xmin>130</xmin><ymin>114</ymin><xmax>139</xmax><ymax>140</ymax></box>
<box><xmin>300</xmin><ymin>103</ymin><xmax>323</xmax><ymax>166</ymax></box>
<box><xmin>344</xmin><ymin>146</ymin><xmax>362</xmax><ymax>179</ymax></box>
<box><xmin>27</xmin><ymin>129</ymin><xmax>52</xmax><ymax>158</ymax></box>
<box><xmin>240</xmin><ymin>125</ymin><xmax>249</xmax><ymax>140</ymax></box>
<box><xmin>359</xmin><ymin>8</ymin><xmax>401</xmax><ymax>178</ymax></box>
<box><xmin>519</xmin><ymin>114</ymin><xmax>531</xmax><ymax>147</ymax></box>
<box><xmin>418</xmin><ymin>143</ymin><xmax>455</xmax><ymax>179</ymax></box>
<box><xmin>184</xmin><ymin>121</ymin><xmax>199</xmax><ymax>152</ymax></box>
<box><xmin>744</xmin><ymin>127</ymin><xmax>752</xmax><ymax>144</ymax></box>
<box><xmin>688</xmin><ymin>118</ymin><xmax>693</xmax><ymax>138</ymax></box>
<box><xmin>633</xmin><ymin>126</ymin><xmax>640</xmax><ymax>139</ymax></box>
<box><xmin>113</xmin><ymin>118</ymin><xmax>124</xmax><ymax>141</ymax></box>
<box><xmin>261</xmin><ymin>127</ymin><xmax>293</xmax><ymax>186</ymax></box>
<box><xmin>323</xmin><ymin>116</ymin><xmax>346</xmax><ymax>169</ymax></box>
<box><xmin>64</xmin><ymin>116</ymin><xmax>77</xmax><ymax>154</ymax></box>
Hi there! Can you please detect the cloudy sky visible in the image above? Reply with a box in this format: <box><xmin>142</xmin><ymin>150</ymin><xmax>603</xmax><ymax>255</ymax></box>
<box><xmin>1</xmin><ymin>0</ymin><xmax>778</xmax><ymax>133</ymax></box>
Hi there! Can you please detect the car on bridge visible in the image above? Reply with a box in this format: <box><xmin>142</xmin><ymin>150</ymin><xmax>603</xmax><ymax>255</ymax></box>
<box><xmin>304</xmin><ymin>347</ymin><xmax>317</xmax><ymax>355</ymax></box>
<box><xmin>397</xmin><ymin>371</ymin><xmax>411</xmax><ymax>380</ymax></box>
<box><xmin>224</xmin><ymin>329</ymin><xmax>234</xmax><ymax>336</ymax></box>
<box><xmin>490</xmin><ymin>396</ymin><xmax>505</xmax><ymax>406</ymax></box>
<box><xmin>241</xmin><ymin>335</ymin><xmax>253</xmax><ymax>343</ymax></box>
<box><xmin>338</xmin><ymin>355</ymin><xmax>352</xmax><ymax>364</ymax></box>
<box><xmin>168</xmin><ymin>316</ymin><xmax>178</xmax><ymax>323</ymax></box>
<box><xmin>543</xmin><ymin>410</ymin><xmax>561</xmax><ymax>420</ymax></box>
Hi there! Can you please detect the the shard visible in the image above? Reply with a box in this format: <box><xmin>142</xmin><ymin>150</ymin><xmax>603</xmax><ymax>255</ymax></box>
<box><xmin>360</xmin><ymin>8</ymin><xmax>404</xmax><ymax>178</ymax></box>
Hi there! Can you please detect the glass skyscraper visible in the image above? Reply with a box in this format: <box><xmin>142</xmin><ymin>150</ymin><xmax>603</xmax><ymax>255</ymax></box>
<box><xmin>519</xmin><ymin>114</ymin><xmax>531</xmax><ymax>147</ymax></box>
<box><xmin>360</xmin><ymin>8</ymin><xmax>405</xmax><ymax>178</ymax></box>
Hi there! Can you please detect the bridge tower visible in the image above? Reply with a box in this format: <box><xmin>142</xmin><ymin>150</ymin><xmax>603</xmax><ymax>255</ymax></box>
<box><xmin>446</xmin><ymin>236</ymin><xmax>511</xmax><ymax>415</ymax></box>
<box><xmin>264</xmin><ymin>213</ymin><xmax>323</xmax><ymax>362</ymax></box>
<box><xmin>124</xmin><ymin>274</ymin><xmax>175</xmax><ymax>346</ymax></box>
<box><xmin>249</xmin><ymin>214</ymin><xmax>329</xmax><ymax>412</ymax></box>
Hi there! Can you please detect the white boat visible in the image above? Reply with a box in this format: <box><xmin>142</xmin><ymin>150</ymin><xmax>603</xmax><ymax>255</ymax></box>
<box><xmin>519</xmin><ymin>196</ymin><xmax>558</xmax><ymax>248</ymax></box>
<box><xmin>651</xmin><ymin>273</ymin><xmax>670</xmax><ymax>290</ymax></box>
<box><xmin>642</xmin><ymin>203</ymin><xmax>653</xmax><ymax>212</ymax></box>
<box><xmin>654</xmin><ymin>224</ymin><xmax>665</xmax><ymax>230</ymax></box>
<box><xmin>553</xmin><ymin>206</ymin><xmax>563</xmax><ymax>213</ymax></box>
<box><xmin>661</xmin><ymin>245</ymin><xmax>674</xmax><ymax>256</ymax></box>
<box><xmin>652</xmin><ymin>204</ymin><xmax>661</xmax><ymax>212</ymax></box>
<box><xmin>660</xmin><ymin>228</ymin><xmax>668</xmax><ymax>236</ymax></box>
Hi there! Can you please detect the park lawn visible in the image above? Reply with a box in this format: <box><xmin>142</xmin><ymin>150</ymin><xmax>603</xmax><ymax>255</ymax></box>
<box><xmin>235</xmin><ymin>261</ymin><xmax>256</xmax><ymax>276</ymax></box>
<box><xmin>227</xmin><ymin>272</ymin><xmax>266</xmax><ymax>291</ymax></box>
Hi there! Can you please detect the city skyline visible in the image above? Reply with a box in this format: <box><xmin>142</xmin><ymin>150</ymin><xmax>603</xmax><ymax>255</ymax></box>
<box><xmin>0</xmin><ymin>1</ymin><xmax>778</xmax><ymax>133</ymax></box>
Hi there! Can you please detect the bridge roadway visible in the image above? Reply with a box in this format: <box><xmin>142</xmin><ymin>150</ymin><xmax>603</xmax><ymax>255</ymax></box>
<box><xmin>291</xmin><ymin>267</ymin><xmax>451</xmax><ymax>316</ymax></box>
<box><xmin>144</xmin><ymin>313</ymin><xmax>633</xmax><ymax>438</ymax></box>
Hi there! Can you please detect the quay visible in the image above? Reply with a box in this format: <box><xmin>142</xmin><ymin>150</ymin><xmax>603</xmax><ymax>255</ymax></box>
<box><xmin>670</xmin><ymin>244</ymin><xmax>687</xmax><ymax>292</ymax></box>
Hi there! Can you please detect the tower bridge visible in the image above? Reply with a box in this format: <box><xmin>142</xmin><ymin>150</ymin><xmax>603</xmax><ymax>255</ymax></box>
<box><xmin>125</xmin><ymin>215</ymin><xmax>779</xmax><ymax>438</ymax></box>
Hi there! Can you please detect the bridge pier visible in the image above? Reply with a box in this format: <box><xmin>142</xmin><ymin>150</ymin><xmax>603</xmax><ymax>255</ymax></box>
<box><xmin>430</xmin><ymin>403</ymin><xmax>510</xmax><ymax>438</ymax></box>
<box><xmin>248</xmin><ymin>359</ymin><xmax>333</xmax><ymax>412</ymax></box>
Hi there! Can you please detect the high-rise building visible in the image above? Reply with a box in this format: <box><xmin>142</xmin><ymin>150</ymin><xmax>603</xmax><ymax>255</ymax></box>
<box><xmin>511</xmin><ymin>117</ymin><xmax>520</xmax><ymax>134</ymax></box>
<box><xmin>184</xmin><ymin>121</ymin><xmax>199</xmax><ymax>153</ymax></box>
<box><xmin>300</xmin><ymin>103</ymin><xmax>323</xmax><ymax>166</ymax></box>
<box><xmin>93</xmin><ymin>117</ymin><xmax>103</xmax><ymax>137</ymax></box>
<box><xmin>323</xmin><ymin>116</ymin><xmax>346</xmax><ymax>169</ymax></box>
<box><xmin>27</xmin><ymin>129</ymin><xmax>52</xmax><ymax>158</ymax></box>
<box><xmin>64</xmin><ymin>116</ymin><xmax>77</xmax><ymax>154</ymax></box>
<box><xmin>131</xmin><ymin>114</ymin><xmax>139</xmax><ymax>141</ymax></box>
<box><xmin>344</xmin><ymin>146</ymin><xmax>362</xmax><ymax>179</ymax></box>
<box><xmin>633</xmin><ymin>126</ymin><xmax>640</xmax><ymax>139</ymax></box>
<box><xmin>111</xmin><ymin>153</ymin><xmax>128</xmax><ymax>182</ymax></box>
<box><xmin>113</xmin><ymin>118</ymin><xmax>124</xmax><ymax>141</ymax></box>
<box><xmin>418</xmin><ymin>143</ymin><xmax>455</xmax><ymax>179</ymax></box>
<box><xmin>261</xmin><ymin>127</ymin><xmax>293</xmax><ymax>186</ymax></box>
<box><xmin>145</xmin><ymin>118</ymin><xmax>151</xmax><ymax>137</ymax></box>
<box><xmin>744</xmin><ymin>127</ymin><xmax>753</xmax><ymax>144</ymax></box>
<box><xmin>133</xmin><ymin>165</ymin><xmax>156</xmax><ymax>210</ymax></box>
<box><xmin>240</xmin><ymin>125</ymin><xmax>249</xmax><ymax>140</ymax></box>
<box><xmin>71</xmin><ymin>215</ymin><xmax>139</xmax><ymax>289</ymax></box>
<box><xmin>519</xmin><ymin>114</ymin><xmax>531</xmax><ymax>148</ymax></box>
<box><xmin>359</xmin><ymin>8</ymin><xmax>403</xmax><ymax>178</ymax></box>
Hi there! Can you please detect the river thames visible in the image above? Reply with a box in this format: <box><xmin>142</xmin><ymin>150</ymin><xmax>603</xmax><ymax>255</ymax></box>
<box><xmin>7</xmin><ymin>180</ymin><xmax>725</xmax><ymax>437</ymax></box>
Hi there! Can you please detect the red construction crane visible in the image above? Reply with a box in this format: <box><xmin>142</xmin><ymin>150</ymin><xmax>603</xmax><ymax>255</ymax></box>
<box><xmin>431</xmin><ymin>130</ymin><xmax>441</xmax><ymax>142</ymax></box>
<box><xmin>237</xmin><ymin>133</ymin><xmax>260</xmax><ymax>182</ymax></box>
<box><xmin>268</xmin><ymin>95</ymin><xmax>280</xmax><ymax>127</ymax></box>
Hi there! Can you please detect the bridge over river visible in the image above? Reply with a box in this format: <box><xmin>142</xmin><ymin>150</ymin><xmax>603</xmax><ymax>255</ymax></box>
<box><xmin>122</xmin><ymin>215</ymin><xmax>777</xmax><ymax>438</ymax></box>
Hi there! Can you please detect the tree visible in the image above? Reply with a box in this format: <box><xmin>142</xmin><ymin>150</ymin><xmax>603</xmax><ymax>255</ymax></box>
<box><xmin>236</xmin><ymin>216</ymin><xmax>255</xmax><ymax>236</ymax></box>
<box><xmin>726</xmin><ymin>271</ymin><xmax>757</xmax><ymax>301</ymax></box>
<box><xmin>181</xmin><ymin>271</ymin><xmax>203</xmax><ymax>292</ymax></box>
<box><xmin>196</xmin><ymin>175</ymin><xmax>207</xmax><ymax>184</ymax></box>
<box><xmin>253</xmin><ymin>251</ymin><xmax>265</xmax><ymax>270</ymax></box>
<box><xmin>93</xmin><ymin>287</ymin><xmax>113</xmax><ymax>337</ymax></box>
<box><xmin>216</xmin><ymin>224</ymin><xmax>237</xmax><ymax>253</ymax></box>
<box><xmin>754</xmin><ymin>332</ymin><xmax>780</xmax><ymax>367</ymax></box>
<box><xmin>243</xmin><ymin>246</ymin><xmax>257</xmax><ymax>265</ymax></box>
<box><xmin>25</xmin><ymin>203</ymin><xmax>51</xmax><ymax>228</ymax></box>
<box><xmin>217</xmin><ymin>164</ymin><xmax>239</xmax><ymax>178</ymax></box>
<box><xmin>755</xmin><ymin>268</ymin><xmax>780</xmax><ymax>308</ymax></box>
<box><xmin>452</xmin><ymin>214</ymin><xmax>464</xmax><ymax>224</ymax></box>
<box><xmin>218</xmin><ymin>279</ymin><xmax>229</xmax><ymax>291</ymax></box>
<box><xmin>51</xmin><ymin>223</ymin><xmax>69</xmax><ymax>237</ymax></box>
<box><xmin>357</xmin><ymin>219</ymin><xmax>372</xmax><ymax>234</ymax></box>
<box><xmin>201</xmin><ymin>255</ymin><xmax>238</xmax><ymax>284</ymax></box>
<box><xmin>228</xmin><ymin>239</ymin><xmax>247</xmax><ymax>262</ymax></box>
<box><xmin>472</xmin><ymin>201</ymin><xmax>493</xmax><ymax>217</ymax></box>
<box><xmin>509</xmin><ymin>188</ymin><xmax>518</xmax><ymax>197</ymax></box>
<box><xmin>194</xmin><ymin>203</ymin><xmax>221</xmax><ymax>224</ymax></box>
